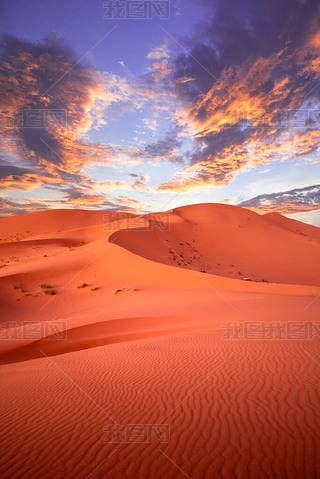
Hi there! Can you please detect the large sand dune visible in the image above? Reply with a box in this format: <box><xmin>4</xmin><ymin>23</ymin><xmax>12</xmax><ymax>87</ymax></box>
<box><xmin>110</xmin><ymin>203</ymin><xmax>320</xmax><ymax>285</ymax></box>
<box><xmin>0</xmin><ymin>203</ymin><xmax>319</xmax><ymax>478</ymax></box>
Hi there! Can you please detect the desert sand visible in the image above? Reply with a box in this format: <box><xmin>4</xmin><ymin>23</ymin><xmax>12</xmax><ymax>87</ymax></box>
<box><xmin>0</xmin><ymin>203</ymin><xmax>319</xmax><ymax>478</ymax></box>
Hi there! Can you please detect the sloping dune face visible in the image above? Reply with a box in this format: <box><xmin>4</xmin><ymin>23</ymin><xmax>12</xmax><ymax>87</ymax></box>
<box><xmin>0</xmin><ymin>209</ymin><xmax>134</xmax><ymax>241</ymax></box>
<box><xmin>110</xmin><ymin>203</ymin><xmax>320</xmax><ymax>286</ymax></box>
<box><xmin>0</xmin><ymin>204</ymin><xmax>320</xmax><ymax>479</ymax></box>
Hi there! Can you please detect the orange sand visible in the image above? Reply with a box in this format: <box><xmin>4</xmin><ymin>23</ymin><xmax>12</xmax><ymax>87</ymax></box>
<box><xmin>0</xmin><ymin>203</ymin><xmax>319</xmax><ymax>478</ymax></box>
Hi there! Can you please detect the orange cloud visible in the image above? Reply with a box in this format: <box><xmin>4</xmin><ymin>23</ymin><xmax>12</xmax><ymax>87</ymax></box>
<box><xmin>151</xmin><ymin>60</ymin><xmax>171</xmax><ymax>82</ymax></box>
<box><xmin>175</xmin><ymin>76</ymin><xmax>196</xmax><ymax>84</ymax></box>
<box><xmin>0</xmin><ymin>36</ymin><xmax>132</xmax><ymax>192</ymax></box>
<box><xmin>157</xmin><ymin>18</ymin><xmax>320</xmax><ymax>192</ymax></box>
<box><xmin>249</xmin><ymin>201</ymin><xmax>320</xmax><ymax>215</ymax></box>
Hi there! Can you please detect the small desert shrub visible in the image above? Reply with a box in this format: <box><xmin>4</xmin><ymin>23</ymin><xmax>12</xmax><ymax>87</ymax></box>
<box><xmin>39</xmin><ymin>284</ymin><xmax>52</xmax><ymax>289</ymax></box>
<box><xmin>77</xmin><ymin>283</ymin><xmax>88</xmax><ymax>288</ymax></box>
<box><xmin>91</xmin><ymin>287</ymin><xmax>98</xmax><ymax>291</ymax></box>
<box><xmin>44</xmin><ymin>289</ymin><xmax>55</xmax><ymax>295</ymax></box>
<box><xmin>114</xmin><ymin>287</ymin><xmax>137</xmax><ymax>295</ymax></box>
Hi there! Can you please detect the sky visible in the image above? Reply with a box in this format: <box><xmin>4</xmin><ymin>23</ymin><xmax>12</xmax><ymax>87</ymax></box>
<box><xmin>0</xmin><ymin>0</ymin><xmax>319</xmax><ymax>224</ymax></box>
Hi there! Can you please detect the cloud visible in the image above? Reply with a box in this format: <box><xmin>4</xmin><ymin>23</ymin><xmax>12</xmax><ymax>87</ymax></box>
<box><xmin>0</xmin><ymin>33</ymin><xmax>189</xmax><ymax>208</ymax></box>
<box><xmin>141</xmin><ymin>127</ymin><xmax>183</xmax><ymax>163</ymax></box>
<box><xmin>2</xmin><ymin>3</ymin><xmax>320</xmax><ymax>215</ymax></box>
<box><xmin>175</xmin><ymin>76</ymin><xmax>196</xmax><ymax>84</ymax></box>
<box><xmin>143</xmin><ymin>117</ymin><xmax>158</xmax><ymax>132</ymax></box>
<box><xmin>0</xmin><ymin>35</ymin><xmax>138</xmax><ymax>194</ymax></box>
<box><xmin>98</xmin><ymin>179</ymin><xmax>130</xmax><ymax>191</ymax></box>
<box><xmin>172</xmin><ymin>0</ymin><xmax>319</xmax><ymax>102</ymax></box>
<box><xmin>146</xmin><ymin>46</ymin><xmax>169</xmax><ymax>60</ymax></box>
<box><xmin>156</xmin><ymin>0</ymin><xmax>320</xmax><ymax>191</ymax></box>
<box><xmin>0</xmin><ymin>196</ymin><xmax>53</xmax><ymax>217</ymax></box>
<box><xmin>0</xmin><ymin>36</ymin><xmax>119</xmax><ymax>182</ymax></box>
<box><xmin>0</xmin><ymin>35</ymin><xmax>170</xmax><ymax>206</ymax></box>
<box><xmin>61</xmin><ymin>186</ymin><xmax>109</xmax><ymax>206</ymax></box>
<box><xmin>0</xmin><ymin>187</ymin><xmax>145</xmax><ymax>217</ymax></box>
<box><xmin>130</xmin><ymin>174</ymin><xmax>150</xmax><ymax>191</ymax></box>
<box><xmin>238</xmin><ymin>184</ymin><xmax>320</xmax><ymax>214</ymax></box>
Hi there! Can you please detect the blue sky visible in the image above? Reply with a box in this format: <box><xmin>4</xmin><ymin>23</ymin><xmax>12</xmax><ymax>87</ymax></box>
<box><xmin>0</xmin><ymin>0</ymin><xmax>319</xmax><ymax>223</ymax></box>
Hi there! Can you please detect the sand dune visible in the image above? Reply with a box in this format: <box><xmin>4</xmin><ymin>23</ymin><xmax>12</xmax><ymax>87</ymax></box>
<box><xmin>110</xmin><ymin>203</ymin><xmax>320</xmax><ymax>285</ymax></box>
<box><xmin>263</xmin><ymin>211</ymin><xmax>320</xmax><ymax>241</ymax></box>
<box><xmin>0</xmin><ymin>203</ymin><xmax>319</xmax><ymax>478</ymax></box>
<box><xmin>0</xmin><ymin>209</ymin><xmax>134</xmax><ymax>242</ymax></box>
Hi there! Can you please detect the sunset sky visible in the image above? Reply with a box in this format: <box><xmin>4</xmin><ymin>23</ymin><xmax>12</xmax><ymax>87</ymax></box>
<box><xmin>0</xmin><ymin>0</ymin><xmax>319</xmax><ymax>223</ymax></box>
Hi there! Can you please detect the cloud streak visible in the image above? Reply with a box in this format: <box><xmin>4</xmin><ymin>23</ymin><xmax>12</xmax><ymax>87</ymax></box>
<box><xmin>238</xmin><ymin>184</ymin><xmax>320</xmax><ymax>214</ymax></box>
